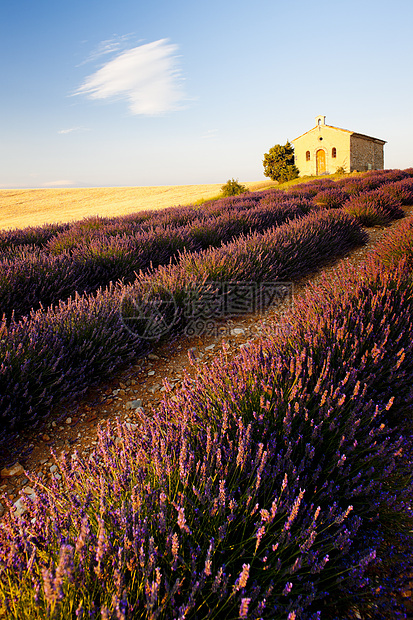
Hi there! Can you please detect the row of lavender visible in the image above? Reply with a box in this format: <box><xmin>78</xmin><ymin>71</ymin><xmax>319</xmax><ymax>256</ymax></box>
<box><xmin>286</xmin><ymin>167</ymin><xmax>413</xmax><ymax>202</ymax></box>
<box><xmin>2</xmin><ymin>170</ymin><xmax>413</xmax><ymax>324</ymax></box>
<box><xmin>0</xmin><ymin>200</ymin><xmax>309</xmax><ymax>323</ymax></box>
<box><xmin>296</xmin><ymin>172</ymin><xmax>413</xmax><ymax>226</ymax></box>
<box><xmin>2</xmin><ymin>215</ymin><xmax>413</xmax><ymax>618</ymax></box>
<box><xmin>0</xmin><ymin>209</ymin><xmax>366</xmax><ymax>462</ymax></box>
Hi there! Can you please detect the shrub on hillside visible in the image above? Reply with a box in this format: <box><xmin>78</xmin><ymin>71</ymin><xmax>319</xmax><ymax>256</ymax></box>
<box><xmin>220</xmin><ymin>178</ymin><xmax>248</xmax><ymax>197</ymax></box>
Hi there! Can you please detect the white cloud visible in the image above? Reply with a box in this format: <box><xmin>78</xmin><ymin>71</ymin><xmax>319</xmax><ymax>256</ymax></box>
<box><xmin>75</xmin><ymin>39</ymin><xmax>185</xmax><ymax>116</ymax></box>
<box><xmin>58</xmin><ymin>127</ymin><xmax>89</xmax><ymax>134</ymax></box>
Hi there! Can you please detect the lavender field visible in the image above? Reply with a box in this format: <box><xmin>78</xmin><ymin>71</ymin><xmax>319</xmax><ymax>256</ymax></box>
<box><xmin>1</xmin><ymin>169</ymin><xmax>413</xmax><ymax>618</ymax></box>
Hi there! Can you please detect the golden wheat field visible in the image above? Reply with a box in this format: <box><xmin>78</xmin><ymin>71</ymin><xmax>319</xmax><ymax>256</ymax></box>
<box><xmin>0</xmin><ymin>181</ymin><xmax>276</xmax><ymax>230</ymax></box>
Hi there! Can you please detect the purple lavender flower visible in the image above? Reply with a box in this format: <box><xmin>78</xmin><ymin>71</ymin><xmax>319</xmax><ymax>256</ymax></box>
<box><xmin>234</xmin><ymin>563</ymin><xmax>250</xmax><ymax>591</ymax></box>
<box><xmin>239</xmin><ymin>597</ymin><xmax>251</xmax><ymax>618</ymax></box>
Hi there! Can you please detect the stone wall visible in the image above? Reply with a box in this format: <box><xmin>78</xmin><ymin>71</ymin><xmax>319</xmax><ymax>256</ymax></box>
<box><xmin>349</xmin><ymin>135</ymin><xmax>385</xmax><ymax>172</ymax></box>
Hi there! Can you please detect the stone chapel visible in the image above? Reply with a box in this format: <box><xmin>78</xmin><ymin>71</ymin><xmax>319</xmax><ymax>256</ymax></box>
<box><xmin>292</xmin><ymin>115</ymin><xmax>386</xmax><ymax>176</ymax></box>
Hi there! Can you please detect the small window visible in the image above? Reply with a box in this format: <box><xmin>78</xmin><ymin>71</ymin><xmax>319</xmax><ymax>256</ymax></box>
<box><xmin>332</xmin><ymin>147</ymin><xmax>337</xmax><ymax>158</ymax></box>
<box><xmin>306</xmin><ymin>151</ymin><xmax>310</xmax><ymax>161</ymax></box>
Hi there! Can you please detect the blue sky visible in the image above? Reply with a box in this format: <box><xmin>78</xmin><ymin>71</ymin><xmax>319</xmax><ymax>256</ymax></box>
<box><xmin>1</xmin><ymin>0</ymin><xmax>412</xmax><ymax>188</ymax></box>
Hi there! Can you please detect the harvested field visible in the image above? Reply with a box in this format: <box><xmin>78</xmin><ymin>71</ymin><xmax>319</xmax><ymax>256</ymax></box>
<box><xmin>0</xmin><ymin>181</ymin><xmax>275</xmax><ymax>230</ymax></box>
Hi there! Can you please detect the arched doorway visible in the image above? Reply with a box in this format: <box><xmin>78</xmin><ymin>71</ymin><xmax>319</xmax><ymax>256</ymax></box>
<box><xmin>316</xmin><ymin>149</ymin><xmax>326</xmax><ymax>175</ymax></box>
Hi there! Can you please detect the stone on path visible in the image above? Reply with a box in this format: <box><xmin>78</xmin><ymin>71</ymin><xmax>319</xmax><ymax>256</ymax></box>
<box><xmin>126</xmin><ymin>399</ymin><xmax>143</xmax><ymax>410</ymax></box>
<box><xmin>231</xmin><ymin>328</ymin><xmax>245</xmax><ymax>336</ymax></box>
<box><xmin>1</xmin><ymin>463</ymin><xmax>24</xmax><ymax>478</ymax></box>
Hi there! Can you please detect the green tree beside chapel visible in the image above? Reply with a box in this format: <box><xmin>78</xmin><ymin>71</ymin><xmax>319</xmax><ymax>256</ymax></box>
<box><xmin>263</xmin><ymin>141</ymin><xmax>299</xmax><ymax>182</ymax></box>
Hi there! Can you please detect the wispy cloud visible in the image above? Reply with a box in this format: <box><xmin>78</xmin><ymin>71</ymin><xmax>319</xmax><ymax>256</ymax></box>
<box><xmin>201</xmin><ymin>129</ymin><xmax>218</xmax><ymax>140</ymax></box>
<box><xmin>75</xmin><ymin>38</ymin><xmax>186</xmax><ymax>116</ymax></box>
<box><xmin>58</xmin><ymin>126</ymin><xmax>89</xmax><ymax>135</ymax></box>
<box><xmin>78</xmin><ymin>34</ymin><xmax>133</xmax><ymax>66</ymax></box>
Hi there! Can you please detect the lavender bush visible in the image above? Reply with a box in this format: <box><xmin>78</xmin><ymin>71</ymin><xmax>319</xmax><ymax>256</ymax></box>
<box><xmin>0</xmin><ymin>202</ymin><xmax>307</xmax><ymax>322</ymax></box>
<box><xmin>313</xmin><ymin>188</ymin><xmax>349</xmax><ymax>209</ymax></box>
<box><xmin>44</xmin><ymin>212</ymin><xmax>194</xmax><ymax>255</ymax></box>
<box><xmin>286</xmin><ymin>179</ymin><xmax>335</xmax><ymax>199</ymax></box>
<box><xmin>0</xmin><ymin>193</ymin><xmax>265</xmax><ymax>257</ymax></box>
<box><xmin>0</xmin><ymin>222</ymin><xmax>70</xmax><ymax>252</ymax></box>
<box><xmin>43</xmin><ymin>196</ymin><xmax>270</xmax><ymax>256</ymax></box>
<box><xmin>135</xmin><ymin>210</ymin><xmax>366</xmax><ymax>293</ymax></box>
<box><xmin>0</xmin><ymin>209</ymin><xmax>366</xmax><ymax>460</ymax></box>
<box><xmin>1</xmin><ymin>258</ymin><xmax>412</xmax><ymax>618</ymax></box>
<box><xmin>282</xmin><ymin>259</ymin><xmax>413</xmax><ymax>423</ymax></box>
<box><xmin>377</xmin><ymin>177</ymin><xmax>413</xmax><ymax>206</ymax></box>
<box><xmin>372</xmin><ymin>214</ymin><xmax>413</xmax><ymax>269</ymax></box>
<box><xmin>343</xmin><ymin>187</ymin><xmax>404</xmax><ymax>226</ymax></box>
<box><xmin>259</xmin><ymin>194</ymin><xmax>315</xmax><ymax>214</ymax></box>
<box><xmin>335</xmin><ymin>169</ymin><xmax>410</xmax><ymax>195</ymax></box>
